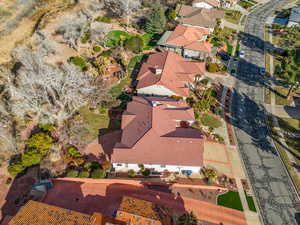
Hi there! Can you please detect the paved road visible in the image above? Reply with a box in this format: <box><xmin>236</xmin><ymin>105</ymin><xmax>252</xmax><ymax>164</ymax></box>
<box><xmin>232</xmin><ymin>0</ymin><xmax>300</xmax><ymax>224</ymax></box>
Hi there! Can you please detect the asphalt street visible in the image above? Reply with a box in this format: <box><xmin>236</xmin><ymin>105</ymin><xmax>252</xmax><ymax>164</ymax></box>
<box><xmin>232</xmin><ymin>0</ymin><xmax>300</xmax><ymax>224</ymax></box>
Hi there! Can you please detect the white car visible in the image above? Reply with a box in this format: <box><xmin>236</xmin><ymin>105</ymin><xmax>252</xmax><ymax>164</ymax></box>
<box><xmin>239</xmin><ymin>50</ymin><xmax>245</xmax><ymax>58</ymax></box>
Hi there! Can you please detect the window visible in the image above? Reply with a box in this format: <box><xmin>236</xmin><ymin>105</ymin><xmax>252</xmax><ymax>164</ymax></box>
<box><xmin>116</xmin><ymin>163</ymin><xmax>122</xmax><ymax>166</ymax></box>
<box><xmin>125</xmin><ymin>163</ymin><xmax>128</xmax><ymax>168</ymax></box>
<box><xmin>160</xmin><ymin>165</ymin><xmax>166</xmax><ymax>168</ymax></box>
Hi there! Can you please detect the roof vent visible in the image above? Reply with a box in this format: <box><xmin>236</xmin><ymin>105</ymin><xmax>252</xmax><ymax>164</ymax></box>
<box><xmin>152</xmin><ymin>101</ymin><xmax>161</xmax><ymax>107</ymax></box>
<box><xmin>155</xmin><ymin>68</ymin><xmax>162</xmax><ymax>75</ymax></box>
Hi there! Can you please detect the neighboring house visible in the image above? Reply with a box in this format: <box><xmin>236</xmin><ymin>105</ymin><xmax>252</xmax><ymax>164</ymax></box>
<box><xmin>111</xmin><ymin>96</ymin><xmax>205</xmax><ymax>174</ymax></box>
<box><xmin>176</xmin><ymin>5</ymin><xmax>225</xmax><ymax>31</ymax></box>
<box><xmin>220</xmin><ymin>0</ymin><xmax>237</xmax><ymax>8</ymax></box>
<box><xmin>116</xmin><ymin>196</ymin><xmax>172</xmax><ymax>225</ymax></box>
<box><xmin>157</xmin><ymin>25</ymin><xmax>214</xmax><ymax>60</ymax></box>
<box><xmin>7</xmin><ymin>200</ymin><xmax>125</xmax><ymax>225</ymax></box>
<box><xmin>135</xmin><ymin>52</ymin><xmax>205</xmax><ymax>97</ymax></box>
<box><xmin>192</xmin><ymin>0</ymin><xmax>220</xmax><ymax>9</ymax></box>
<box><xmin>287</xmin><ymin>6</ymin><xmax>300</xmax><ymax>27</ymax></box>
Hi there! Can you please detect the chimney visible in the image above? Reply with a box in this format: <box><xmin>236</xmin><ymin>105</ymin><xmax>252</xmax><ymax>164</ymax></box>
<box><xmin>154</xmin><ymin>66</ymin><xmax>162</xmax><ymax>75</ymax></box>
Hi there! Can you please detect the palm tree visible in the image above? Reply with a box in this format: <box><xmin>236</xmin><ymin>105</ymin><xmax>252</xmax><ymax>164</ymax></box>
<box><xmin>177</xmin><ymin>212</ymin><xmax>198</xmax><ymax>225</ymax></box>
<box><xmin>202</xmin><ymin>168</ymin><xmax>218</xmax><ymax>184</ymax></box>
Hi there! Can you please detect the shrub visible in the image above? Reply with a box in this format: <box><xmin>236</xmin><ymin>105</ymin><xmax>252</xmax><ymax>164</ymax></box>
<box><xmin>95</xmin><ymin>16</ymin><xmax>111</xmax><ymax>23</ymax></box>
<box><xmin>138</xmin><ymin>164</ymin><xmax>145</xmax><ymax>171</ymax></box>
<box><xmin>124</xmin><ymin>36</ymin><xmax>144</xmax><ymax>53</ymax></box>
<box><xmin>21</xmin><ymin>149</ymin><xmax>42</xmax><ymax>167</ymax></box>
<box><xmin>81</xmin><ymin>31</ymin><xmax>90</xmax><ymax>43</ymax></box>
<box><xmin>78</xmin><ymin>170</ymin><xmax>90</xmax><ymax>178</ymax></box>
<box><xmin>93</xmin><ymin>46</ymin><xmax>102</xmax><ymax>52</ymax></box>
<box><xmin>67</xmin><ymin>170</ymin><xmax>79</xmax><ymax>177</ymax></box>
<box><xmin>84</xmin><ymin>161</ymin><xmax>100</xmax><ymax>171</ymax></box>
<box><xmin>6</xmin><ymin>178</ymin><xmax>12</xmax><ymax>185</ymax></box>
<box><xmin>202</xmin><ymin>168</ymin><xmax>217</xmax><ymax>184</ymax></box>
<box><xmin>71</xmin><ymin>56</ymin><xmax>88</xmax><ymax>71</ymax></box>
<box><xmin>26</xmin><ymin>132</ymin><xmax>53</xmax><ymax>156</ymax></box>
<box><xmin>91</xmin><ymin>168</ymin><xmax>106</xmax><ymax>178</ymax></box>
<box><xmin>101</xmin><ymin>160</ymin><xmax>111</xmax><ymax>170</ymax></box>
<box><xmin>166</xmin><ymin>9</ymin><xmax>177</xmax><ymax>20</ymax></box>
<box><xmin>207</xmin><ymin>63</ymin><xmax>219</xmax><ymax>73</ymax></box>
<box><xmin>67</xmin><ymin>146</ymin><xmax>82</xmax><ymax>158</ymax></box>
<box><xmin>39</xmin><ymin>123</ymin><xmax>54</xmax><ymax>132</ymax></box>
<box><xmin>128</xmin><ymin>169</ymin><xmax>136</xmax><ymax>177</ymax></box>
<box><xmin>7</xmin><ymin>163</ymin><xmax>25</xmax><ymax>177</ymax></box>
<box><xmin>214</xmin><ymin>134</ymin><xmax>225</xmax><ymax>144</ymax></box>
<box><xmin>142</xmin><ymin>168</ymin><xmax>151</xmax><ymax>176</ymax></box>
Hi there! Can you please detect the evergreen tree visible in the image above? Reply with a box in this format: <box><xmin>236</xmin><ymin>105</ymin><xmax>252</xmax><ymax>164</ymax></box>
<box><xmin>145</xmin><ymin>1</ymin><xmax>166</xmax><ymax>34</ymax></box>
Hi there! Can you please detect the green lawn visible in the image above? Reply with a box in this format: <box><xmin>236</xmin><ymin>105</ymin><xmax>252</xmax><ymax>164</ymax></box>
<box><xmin>244</xmin><ymin>191</ymin><xmax>257</xmax><ymax>212</ymax></box>
<box><xmin>109</xmin><ymin>77</ymin><xmax>131</xmax><ymax>98</ymax></box>
<box><xmin>274</xmin><ymin>87</ymin><xmax>293</xmax><ymax>105</ymax></box>
<box><xmin>78</xmin><ymin>106</ymin><xmax>110</xmax><ymax>141</ymax></box>
<box><xmin>217</xmin><ymin>191</ymin><xmax>244</xmax><ymax>211</ymax></box>
<box><xmin>200</xmin><ymin>113</ymin><xmax>222</xmax><ymax>129</ymax></box>
<box><xmin>277</xmin><ymin>117</ymin><xmax>300</xmax><ymax>133</ymax></box>
<box><xmin>141</xmin><ymin>33</ymin><xmax>161</xmax><ymax>50</ymax></box>
<box><xmin>105</xmin><ymin>30</ymin><xmax>132</xmax><ymax>47</ymax></box>
<box><xmin>224</xmin><ymin>10</ymin><xmax>242</xmax><ymax>24</ymax></box>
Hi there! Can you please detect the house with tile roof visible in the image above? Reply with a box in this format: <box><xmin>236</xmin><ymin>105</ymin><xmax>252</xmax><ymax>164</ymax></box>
<box><xmin>157</xmin><ymin>25</ymin><xmax>215</xmax><ymax>60</ymax></box>
<box><xmin>111</xmin><ymin>96</ymin><xmax>205</xmax><ymax>174</ymax></box>
<box><xmin>175</xmin><ymin>5</ymin><xmax>225</xmax><ymax>31</ymax></box>
<box><xmin>135</xmin><ymin>52</ymin><xmax>205</xmax><ymax>97</ymax></box>
<box><xmin>7</xmin><ymin>200</ymin><xmax>124</xmax><ymax>225</ymax></box>
<box><xmin>116</xmin><ymin>196</ymin><xmax>172</xmax><ymax>225</ymax></box>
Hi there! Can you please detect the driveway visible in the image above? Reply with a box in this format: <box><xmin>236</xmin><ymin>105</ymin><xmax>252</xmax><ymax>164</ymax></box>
<box><xmin>232</xmin><ymin>0</ymin><xmax>300</xmax><ymax>224</ymax></box>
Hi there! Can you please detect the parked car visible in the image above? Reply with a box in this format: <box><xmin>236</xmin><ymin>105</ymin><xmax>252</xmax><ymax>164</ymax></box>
<box><xmin>259</xmin><ymin>67</ymin><xmax>266</xmax><ymax>75</ymax></box>
<box><xmin>239</xmin><ymin>50</ymin><xmax>245</xmax><ymax>58</ymax></box>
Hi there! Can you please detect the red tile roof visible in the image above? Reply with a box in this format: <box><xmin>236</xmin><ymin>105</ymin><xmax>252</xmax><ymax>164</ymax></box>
<box><xmin>136</xmin><ymin>52</ymin><xmax>205</xmax><ymax>96</ymax></box>
<box><xmin>165</xmin><ymin>25</ymin><xmax>213</xmax><ymax>53</ymax></box>
<box><xmin>112</xmin><ymin>96</ymin><xmax>205</xmax><ymax>167</ymax></box>
<box><xmin>176</xmin><ymin>5</ymin><xmax>224</xmax><ymax>28</ymax></box>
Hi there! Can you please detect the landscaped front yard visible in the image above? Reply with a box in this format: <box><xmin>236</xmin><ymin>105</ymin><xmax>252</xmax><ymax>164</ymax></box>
<box><xmin>200</xmin><ymin>113</ymin><xmax>222</xmax><ymax>129</ymax></box>
<box><xmin>224</xmin><ymin>10</ymin><xmax>242</xmax><ymax>24</ymax></box>
<box><xmin>217</xmin><ymin>191</ymin><xmax>243</xmax><ymax>211</ymax></box>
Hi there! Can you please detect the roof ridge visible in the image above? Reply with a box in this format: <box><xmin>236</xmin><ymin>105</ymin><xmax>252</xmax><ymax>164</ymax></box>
<box><xmin>156</xmin><ymin>52</ymin><xmax>171</xmax><ymax>85</ymax></box>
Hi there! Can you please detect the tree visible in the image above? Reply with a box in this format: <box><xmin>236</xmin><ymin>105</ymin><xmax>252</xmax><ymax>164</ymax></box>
<box><xmin>104</xmin><ymin>0</ymin><xmax>141</xmax><ymax>17</ymax></box>
<box><xmin>26</xmin><ymin>132</ymin><xmax>53</xmax><ymax>156</ymax></box>
<box><xmin>124</xmin><ymin>35</ymin><xmax>144</xmax><ymax>53</ymax></box>
<box><xmin>177</xmin><ymin>212</ymin><xmax>198</xmax><ymax>225</ymax></box>
<box><xmin>145</xmin><ymin>1</ymin><xmax>166</xmax><ymax>34</ymax></box>
<box><xmin>6</xmin><ymin>46</ymin><xmax>108</xmax><ymax>128</ymax></box>
<box><xmin>142</xmin><ymin>168</ymin><xmax>151</xmax><ymax>176</ymax></box>
<box><xmin>166</xmin><ymin>9</ymin><xmax>176</xmax><ymax>20</ymax></box>
<box><xmin>202</xmin><ymin>168</ymin><xmax>217</xmax><ymax>184</ymax></box>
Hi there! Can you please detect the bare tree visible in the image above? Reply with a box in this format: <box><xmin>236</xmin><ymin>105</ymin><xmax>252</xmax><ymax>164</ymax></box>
<box><xmin>6</xmin><ymin>46</ymin><xmax>108</xmax><ymax>128</ymax></box>
<box><xmin>104</xmin><ymin>0</ymin><xmax>141</xmax><ymax>18</ymax></box>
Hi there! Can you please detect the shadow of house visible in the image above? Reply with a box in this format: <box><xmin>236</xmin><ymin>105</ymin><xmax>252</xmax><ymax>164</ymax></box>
<box><xmin>40</xmin><ymin>179</ymin><xmax>187</xmax><ymax>218</ymax></box>
<box><xmin>0</xmin><ymin>167</ymin><xmax>39</xmax><ymax>223</ymax></box>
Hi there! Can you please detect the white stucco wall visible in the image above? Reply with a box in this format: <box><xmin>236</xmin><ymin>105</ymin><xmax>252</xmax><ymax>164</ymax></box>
<box><xmin>137</xmin><ymin>84</ymin><xmax>178</xmax><ymax>96</ymax></box>
<box><xmin>192</xmin><ymin>2</ymin><xmax>214</xmax><ymax>9</ymax></box>
<box><xmin>287</xmin><ymin>21</ymin><xmax>300</xmax><ymax>27</ymax></box>
<box><xmin>113</xmin><ymin>163</ymin><xmax>201</xmax><ymax>174</ymax></box>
